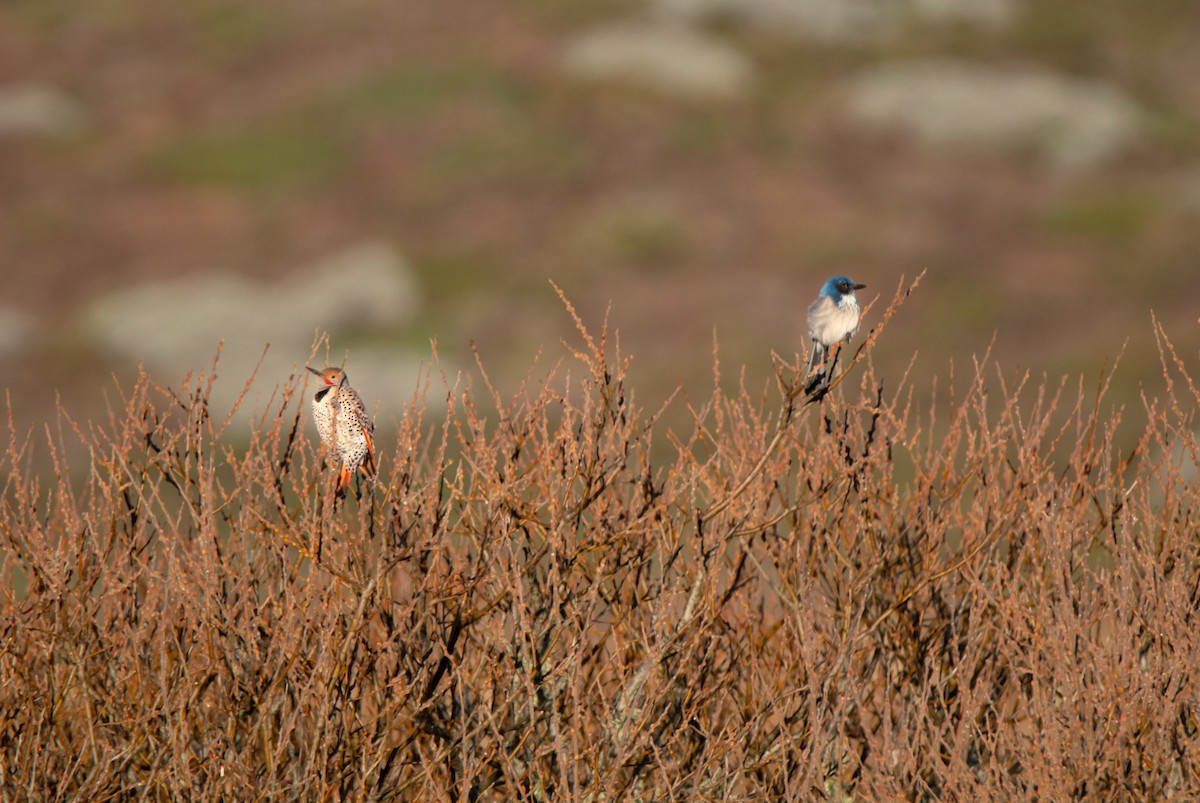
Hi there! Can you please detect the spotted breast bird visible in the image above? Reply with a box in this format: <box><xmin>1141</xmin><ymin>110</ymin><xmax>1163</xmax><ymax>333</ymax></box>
<box><xmin>306</xmin><ymin>365</ymin><xmax>376</xmax><ymax>496</ymax></box>
<box><xmin>804</xmin><ymin>276</ymin><xmax>866</xmax><ymax>396</ymax></box>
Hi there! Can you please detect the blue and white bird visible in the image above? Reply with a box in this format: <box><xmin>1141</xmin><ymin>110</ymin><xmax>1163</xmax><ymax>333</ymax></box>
<box><xmin>804</xmin><ymin>275</ymin><xmax>866</xmax><ymax>396</ymax></box>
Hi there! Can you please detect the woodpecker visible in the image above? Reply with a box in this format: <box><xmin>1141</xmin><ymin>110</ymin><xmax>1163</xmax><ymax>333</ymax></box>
<box><xmin>306</xmin><ymin>365</ymin><xmax>376</xmax><ymax>496</ymax></box>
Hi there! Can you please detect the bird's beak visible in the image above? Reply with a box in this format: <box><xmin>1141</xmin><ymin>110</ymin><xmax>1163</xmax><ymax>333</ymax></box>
<box><xmin>853</xmin><ymin>283</ymin><xmax>867</xmax><ymax>290</ymax></box>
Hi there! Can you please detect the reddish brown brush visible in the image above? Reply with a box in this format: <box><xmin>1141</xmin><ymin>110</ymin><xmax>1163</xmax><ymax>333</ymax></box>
<box><xmin>2</xmin><ymin>281</ymin><xmax>1199</xmax><ymax>800</ymax></box>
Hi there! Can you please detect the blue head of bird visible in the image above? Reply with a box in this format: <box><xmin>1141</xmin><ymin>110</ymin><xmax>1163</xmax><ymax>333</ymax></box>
<box><xmin>820</xmin><ymin>276</ymin><xmax>867</xmax><ymax>301</ymax></box>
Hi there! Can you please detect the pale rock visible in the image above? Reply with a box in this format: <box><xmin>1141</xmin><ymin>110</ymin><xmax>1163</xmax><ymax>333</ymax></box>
<box><xmin>652</xmin><ymin>0</ymin><xmax>897</xmax><ymax>44</ymax></box>
<box><xmin>0</xmin><ymin>84</ymin><xmax>86</xmax><ymax>138</ymax></box>
<box><xmin>844</xmin><ymin>60</ymin><xmax>1142</xmax><ymax>170</ymax></box>
<box><xmin>563</xmin><ymin>22</ymin><xmax>755</xmax><ymax>100</ymax></box>
<box><xmin>79</xmin><ymin>242</ymin><xmax>431</xmax><ymax>421</ymax></box>
<box><xmin>651</xmin><ymin>0</ymin><xmax>1018</xmax><ymax>44</ymax></box>
<box><xmin>0</xmin><ymin>307</ymin><xmax>36</xmax><ymax>358</ymax></box>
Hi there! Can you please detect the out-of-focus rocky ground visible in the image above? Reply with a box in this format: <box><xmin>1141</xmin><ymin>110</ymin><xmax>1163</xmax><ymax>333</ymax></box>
<box><xmin>2</xmin><ymin>0</ymin><xmax>1199</xmax><ymax>442</ymax></box>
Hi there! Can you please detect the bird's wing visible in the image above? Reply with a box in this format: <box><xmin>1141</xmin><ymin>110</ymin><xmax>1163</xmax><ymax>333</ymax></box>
<box><xmin>361</xmin><ymin>427</ymin><xmax>377</xmax><ymax>475</ymax></box>
<box><xmin>343</xmin><ymin>386</ymin><xmax>377</xmax><ymax>474</ymax></box>
<box><xmin>806</xmin><ymin>295</ymin><xmax>831</xmax><ymax>339</ymax></box>
<box><xmin>343</xmin><ymin>387</ymin><xmax>374</xmax><ymax>433</ymax></box>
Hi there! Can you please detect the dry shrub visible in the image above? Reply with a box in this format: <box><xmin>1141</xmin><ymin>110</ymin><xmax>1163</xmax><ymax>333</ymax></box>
<box><xmin>3</xmin><ymin>280</ymin><xmax>1200</xmax><ymax>800</ymax></box>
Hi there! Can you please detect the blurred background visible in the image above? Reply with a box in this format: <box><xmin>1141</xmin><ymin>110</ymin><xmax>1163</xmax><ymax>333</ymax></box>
<box><xmin>2</xmin><ymin>0</ymin><xmax>1199</xmax><ymax>441</ymax></box>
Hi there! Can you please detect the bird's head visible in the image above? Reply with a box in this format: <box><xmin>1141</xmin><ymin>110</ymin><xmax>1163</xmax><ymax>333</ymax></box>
<box><xmin>821</xmin><ymin>276</ymin><xmax>866</xmax><ymax>299</ymax></box>
<box><xmin>306</xmin><ymin>366</ymin><xmax>347</xmax><ymax>387</ymax></box>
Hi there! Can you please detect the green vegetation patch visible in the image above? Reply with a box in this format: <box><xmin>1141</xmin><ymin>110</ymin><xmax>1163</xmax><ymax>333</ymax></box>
<box><xmin>147</xmin><ymin>125</ymin><xmax>348</xmax><ymax>191</ymax></box>
<box><xmin>340</xmin><ymin>63</ymin><xmax>534</xmax><ymax>118</ymax></box>
<box><xmin>417</xmin><ymin>249</ymin><xmax>515</xmax><ymax>299</ymax></box>
<box><xmin>192</xmin><ymin>3</ymin><xmax>279</xmax><ymax>61</ymax></box>
<box><xmin>1041</xmin><ymin>193</ymin><xmax>1159</xmax><ymax>242</ymax></box>
<box><xmin>424</xmin><ymin>125</ymin><xmax>587</xmax><ymax>188</ymax></box>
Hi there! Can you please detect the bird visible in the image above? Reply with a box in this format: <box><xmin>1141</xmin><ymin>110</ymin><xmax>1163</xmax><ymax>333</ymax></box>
<box><xmin>804</xmin><ymin>276</ymin><xmax>866</xmax><ymax>396</ymax></box>
<box><xmin>306</xmin><ymin>365</ymin><xmax>376</xmax><ymax>496</ymax></box>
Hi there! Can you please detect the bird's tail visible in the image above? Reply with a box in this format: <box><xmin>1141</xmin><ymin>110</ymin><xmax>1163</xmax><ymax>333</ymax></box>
<box><xmin>804</xmin><ymin>342</ymin><xmax>827</xmax><ymax>395</ymax></box>
<box><xmin>333</xmin><ymin>465</ymin><xmax>355</xmax><ymax>498</ymax></box>
<box><xmin>333</xmin><ymin>448</ymin><xmax>376</xmax><ymax>501</ymax></box>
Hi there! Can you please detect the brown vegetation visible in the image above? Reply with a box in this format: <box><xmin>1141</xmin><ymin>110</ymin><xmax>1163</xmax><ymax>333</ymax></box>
<box><xmin>3</xmin><ymin>281</ymin><xmax>1200</xmax><ymax>800</ymax></box>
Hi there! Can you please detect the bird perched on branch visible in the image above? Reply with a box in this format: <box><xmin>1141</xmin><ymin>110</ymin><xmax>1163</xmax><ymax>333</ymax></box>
<box><xmin>804</xmin><ymin>276</ymin><xmax>866</xmax><ymax>396</ymax></box>
<box><xmin>306</xmin><ymin>365</ymin><xmax>376</xmax><ymax>496</ymax></box>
